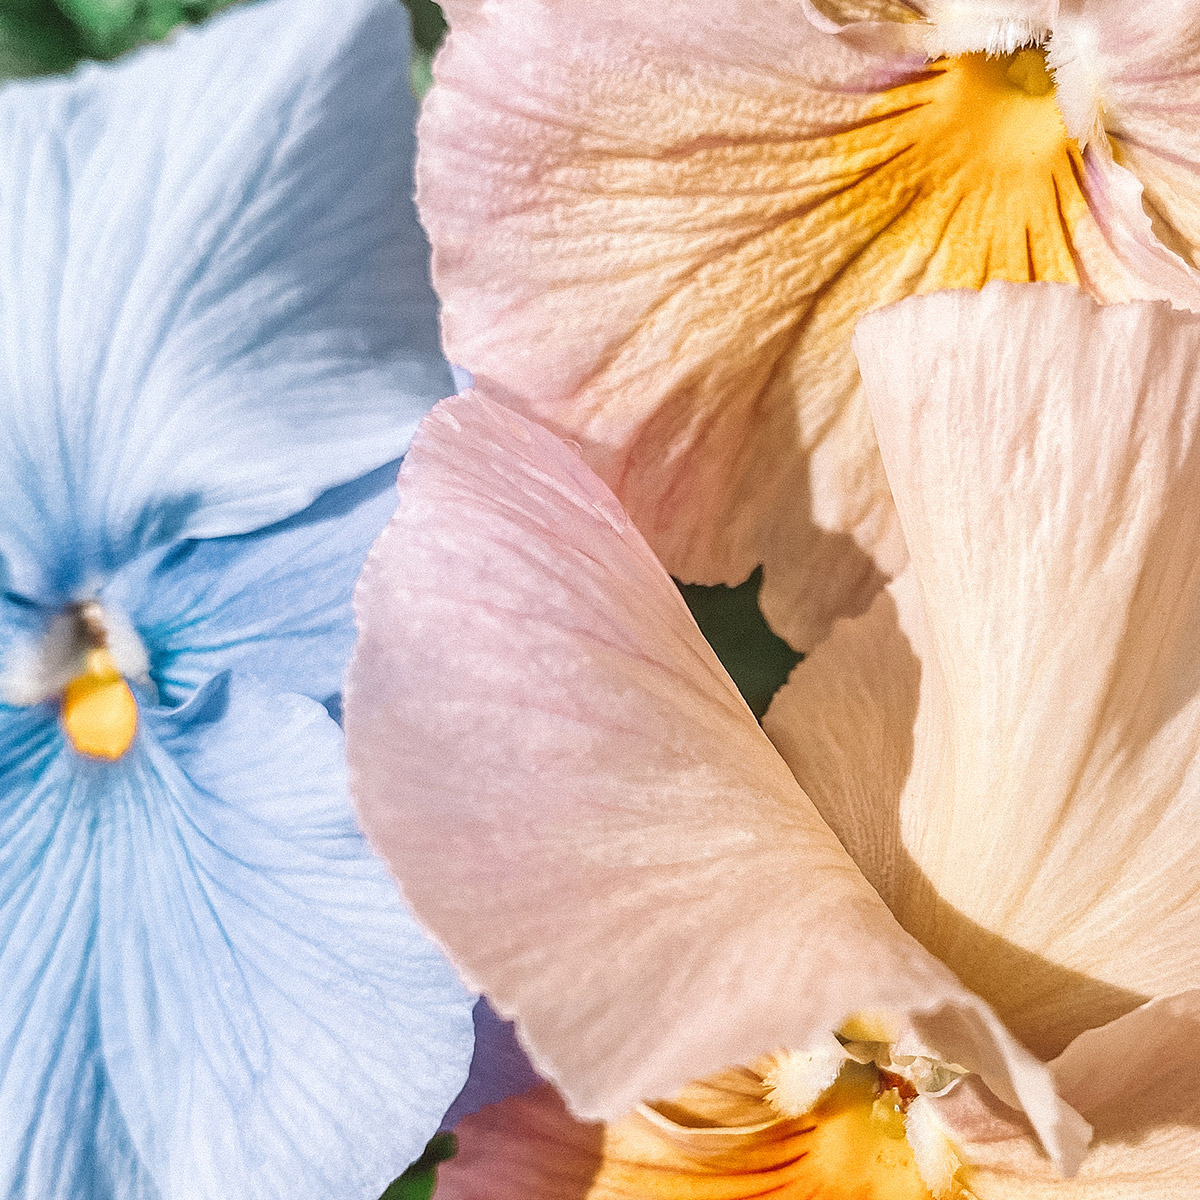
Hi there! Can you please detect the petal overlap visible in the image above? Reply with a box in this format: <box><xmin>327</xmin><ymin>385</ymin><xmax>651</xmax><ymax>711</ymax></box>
<box><xmin>418</xmin><ymin>0</ymin><xmax>1193</xmax><ymax>649</ymax></box>
<box><xmin>105</xmin><ymin>462</ymin><xmax>403</xmax><ymax>707</ymax></box>
<box><xmin>0</xmin><ymin>674</ymin><xmax>474</xmax><ymax>1200</ymax></box>
<box><xmin>769</xmin><ymin>285</ymin><xmax>1200</xmax><ymax>1063</ymax></box>
<box><xmin>345</xmin><ymin>392</ymin><xmax>1086</xmax><ymax>1168</ymax></box>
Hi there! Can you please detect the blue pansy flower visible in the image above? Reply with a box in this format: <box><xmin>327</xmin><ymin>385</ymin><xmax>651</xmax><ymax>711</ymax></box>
<box><xmin>0</xmin><ymin>1</ymin><xmax>475</xmax><ymax>1195</ymax></box>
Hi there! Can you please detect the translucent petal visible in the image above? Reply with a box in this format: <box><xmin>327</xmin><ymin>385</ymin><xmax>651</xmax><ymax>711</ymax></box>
<box><xmin>769</xmin><ymin>285</ymin><xmax>1200</xmax><ymax>1060</ymax></box>
<box><xmin>99</xmin><ymin>674</ymin><xmax>474</xmax><ymax>1198</ymax></box>
<box><xmin>0</xmin><ymin>674</ymin><xmax>473</xmax><ymax>1198</ymax></box>
<box><xmin>417</xmin><ymin>0</ymin><xmax>1170</xmax><ymax>650</ymax></box>
<box><xmin>0</xmin><ymin>706</ymin><xmax>159</xmax><ymax>1200</ymax></box>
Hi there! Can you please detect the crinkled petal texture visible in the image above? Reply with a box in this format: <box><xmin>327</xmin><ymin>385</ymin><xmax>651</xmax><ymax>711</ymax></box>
<box><xmin>768</xmin><ymin>284</ymin><xmax>1200</xmax><ymax>1066</ymax></box>
<box><xmin>418</xmin><ymin>0</ymin><xmax>1194</xmax><ymax>651</ymax></box>
<box><xmin>345</xmin><ymin>392</ymin><xmax>1087</xmax><ymax>1170</ymax></box>
<box><xmin>0</xmin><ymin>678</ymin><xmax>473</xmax><ymax>1200</ymax></box>
<box><xmin>105</xmin><ymin>461</ymin><xmax>402</xmax><ymax>707</ymax></box>
<box><xmin>0</xmin><ymin>0</ymin><xmax>452</xmax><ymax>601</ymax></box>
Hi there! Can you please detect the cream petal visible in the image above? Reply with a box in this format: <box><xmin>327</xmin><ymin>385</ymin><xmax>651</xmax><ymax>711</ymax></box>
<box><xmin>932</xmin><ymin>990</ymin><xmax>1200</xmax><ymax>1197</ymax></box>
<box><xmin>344</xmin><ymin>392</ymin><xmax>1085</xmax><ymax>1167</ymax></box>
<box><xmin>764</xmin><ymin>569</ymin><xmax>930</xmax><ymax>942</ymax></box>
<box><xmin>923</xmin><ymin>0</ymin><xmax>1057</xmax><ymax>56</ymax></box>
<box><xmin>418</xmin><ymin>0</ymin><xmax>1155</xmax><ymax>650</ymax></box>
<box><xmin>832</xmin><ymin>284</ymin><xmax>1200</xmax><ymax>1056</ymax></box>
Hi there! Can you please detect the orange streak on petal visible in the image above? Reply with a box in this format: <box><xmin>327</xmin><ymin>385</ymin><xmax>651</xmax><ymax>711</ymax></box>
<box><xmin>425</xmin><ymin>22</ymin><xmax>1156</xmax><ymax>648</ymax></box>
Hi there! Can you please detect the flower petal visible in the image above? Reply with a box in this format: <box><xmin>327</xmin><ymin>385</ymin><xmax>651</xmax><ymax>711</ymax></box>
<box><xmin>0</xmin><ymin>0</ymin><xmax>452</xmax><ymax>600</ymax></box>
<box><xmin>442</xmin><ymin>1000</ymin><xmax>543</xmax><ymax>1131</ymax></box>
<box><xmin>1067</xmin><ymin>1</ymin><xmax>1200</xmax><ymax>272</ymax></box>
<box><xmin>97</xmin><ymin>675</ymin><xmax>473</xmax><ymax>1199</ymax></box>
<box><xmin>345</xmin><ymin>392</ymin><xmax>1087</xmax><ymax>1169</ymax></box>
<box><xmin>0</xmin><ymin>706</ymin><xmax>158</xmax><ymax>1199</ymax></box>
<box><xmin>439</xmin><ymin>1064</ymin><xmax>943</xmax><ymax>1200</ymax></box>
<box><xmin>824</xmin><ymin>283</ymin><xmax>1200</xmax><ymax>1056</ymax></box>
<box><xmin>932</xmin><ymin>990</ymin><xmax>1200</xmax><ymax>1197</ymax></box>
<box><xmin>419</xmin><ymin>0</ymin><xmax>1166</xmax><ymax>649</ymax></box>
<box><xmin>103</xmin><ymin>461</ymin><xmax>402</xmax><ymax>707</ymax></box>
<box><xmin>437</xmin><ymin>1085</ymin><xmax>603</xmax><ymax>1200</ymax></box>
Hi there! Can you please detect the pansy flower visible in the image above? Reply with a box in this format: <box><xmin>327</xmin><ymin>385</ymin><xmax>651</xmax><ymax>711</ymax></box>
<box><xmin>0</xmin><ymin>0</ymin><xmax>475</xmax><ymax>1194</ymax></box>
<box><xmin>417</xmin><ymin>0</ymin><xmax>1200</xmax><ymax>649</ymax></box>
<box><xmin>346</xmin><ymin>283</ymin><xmax>1200</xmax><ymax>1197</ymax></box>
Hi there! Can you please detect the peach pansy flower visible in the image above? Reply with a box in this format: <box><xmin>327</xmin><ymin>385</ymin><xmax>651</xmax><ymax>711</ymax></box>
<box><xmin>346</xmin><ymin>283</ymin><xmax>1200</xmax><ymax>1197</ymax></box>
<box><xmin>418</xmin><ymin>0</ymin><xmax>1200</xmax><ymax>650</ymax></box>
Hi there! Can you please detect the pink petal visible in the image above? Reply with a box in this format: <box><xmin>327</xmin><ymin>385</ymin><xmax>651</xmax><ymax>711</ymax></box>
<box><xmin>437</xmin><ymin>1085</ymin><xmax>603</xmax><ymax>1200</ymax></box>
<box><xmin>418</xmin><ymin>1</ymin><xmax>1159</xmax><ymax>650</ymax></box>
<box><xmin>344</xmin><ymin>392</ymin><xmax>1085</xmax><ymax>1168</ymax></box>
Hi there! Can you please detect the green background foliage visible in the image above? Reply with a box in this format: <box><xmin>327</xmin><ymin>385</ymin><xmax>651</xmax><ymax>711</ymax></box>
<box><xmin>0</xmin><ymin>0</ymin><xmax>447</xmax><ymax>81</ymax></box>
<box><xmin>678</xmin><ymin>569</ymin><xmax>802</xmax><ymax>720</ymax></box>
<box><xmin>379</xmin><ymin>1133</ymin><xmax>458</xmax><ymax>1200</ymax></box>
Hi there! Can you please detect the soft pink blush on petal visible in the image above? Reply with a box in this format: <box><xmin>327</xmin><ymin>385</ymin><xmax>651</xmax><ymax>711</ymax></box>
<box><xmin>418</xmin><ymin>0</ymin><xmax>1187</xmax><ymax>654</ymax></box>
<box><xmin>344</xmin><ymin>392</ymin><xmax>1085</xmax><ymax>1168</ymax></box>
<box><xmin>1056</xmin><ymin>0</ymin><xmax>1200</xmax><ymax>267</ymax></box>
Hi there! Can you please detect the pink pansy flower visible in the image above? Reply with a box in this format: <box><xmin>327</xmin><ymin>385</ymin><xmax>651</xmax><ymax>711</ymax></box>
<box><xmin>345</xmin><ymin>283</ymin><xmax>1200</xmax><ymax>1197</ymax></box>
<box><xmin>418</xmin><ymin>0</ymin><xmax>1200</xmax><ymax>651</ymax></box>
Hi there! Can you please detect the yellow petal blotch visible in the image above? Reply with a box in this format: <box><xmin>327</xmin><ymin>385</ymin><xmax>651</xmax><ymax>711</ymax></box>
<box><xmin>593</xmin><ymin>1064</ymin><xmax>937</xmax><ymax>1200</ymax></box>
<box><xmin>61</xmin><ymin>647</ymin><xmax>138</xmax><ymax>760</ymax></box>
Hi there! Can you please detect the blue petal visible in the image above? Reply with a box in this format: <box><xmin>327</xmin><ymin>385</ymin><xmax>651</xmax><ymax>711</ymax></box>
<box><xmin>0</xmin><ymin>707</ymin><xmax>159</xmax><ymax>1199</ymax></box>
<box><xmin>99</xmin><ymin>674</ymin><xmax>473</xmax><ymax>1199</ymax></box>
<box><xmin>0</xmin><ymin>0</ymin><xmax>452</xmax><ymax>601</ymax></box>
<box><xmin>104</xmin><ymin>462</ymin><xmax>401</xmax><ymax>706</ymax></box>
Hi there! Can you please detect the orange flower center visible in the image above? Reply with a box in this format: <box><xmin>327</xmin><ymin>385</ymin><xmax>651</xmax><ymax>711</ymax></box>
<box><xmin>835</xmin><ymin>45</ymin><xmax>1088</xmax><ymax>293</ymax></box>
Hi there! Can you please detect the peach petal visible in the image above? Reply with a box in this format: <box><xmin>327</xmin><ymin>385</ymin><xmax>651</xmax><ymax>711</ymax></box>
<box><xmin>769</xmin><ymin>284</ymin><xmax>1200</xmax><ymax>1058</ymax></box>
<box><xmin>418</xmin><ymin>1</ymin><xmax>1169</xmax><ymax>650</ymax></box>
<box><xmin>931</xmin><ymin>990</ymin><xmax>1200</xmax><ymax>1198</ymax></box>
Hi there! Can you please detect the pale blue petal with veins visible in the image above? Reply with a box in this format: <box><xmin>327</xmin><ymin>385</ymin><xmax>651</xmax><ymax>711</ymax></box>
<box><xmin>0</xmin><ymin>0</ymin><xmax>472</xmax><ymax>1195</ymax></box>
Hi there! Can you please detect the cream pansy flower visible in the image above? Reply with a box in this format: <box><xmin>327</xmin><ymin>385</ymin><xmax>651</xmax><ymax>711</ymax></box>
<box><xmin>417</xmin><ymin>0</ymin><xmax>1200</xmax><ymax>651</ymax></box>
<box><xmin>346</xmin><ymin>284</ymin><xmax>1200</xmax><ymax>1198</ymax></box>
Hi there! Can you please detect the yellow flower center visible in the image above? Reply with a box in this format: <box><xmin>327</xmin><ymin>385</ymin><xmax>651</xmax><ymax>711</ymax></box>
<box><xmin>58</xmin><ymin>606</ymin><xmax>139</xmax><ymax>761</ymax></box>
<box><xmin>825</xmin><ymin>44</ymin><xmax>1087</xmax><ymax>295</ymax></box>
<box><xmin>1004</xmin><ymin>47</ymin><xmax>1053</xmax><ymax>97</ymax></box>
<box><xmin>792</xmin><ymin>1063</ymin><xmax>937</xmax><ymax>1200</ymax></box>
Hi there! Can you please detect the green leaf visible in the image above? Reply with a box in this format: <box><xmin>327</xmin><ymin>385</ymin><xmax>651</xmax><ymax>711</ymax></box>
<box><xmin>400</xmin><ymin>0</ymin><xmax>443</xmax><ymax>97</ymax></box>
<box><xmin>677</xmin><ymin>568</ymin><xmax>802</xmax><ymax>720</ymax></box>
<box><xmin>401</xmin><ymin>0</ymin><xmax>444</xmax><ymax>55</ymax></box>
<box><xmin>379</xmin><ymin>1133</ymin><xmax>458</xmax><ymax>1200</ymax></box>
